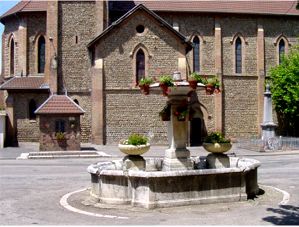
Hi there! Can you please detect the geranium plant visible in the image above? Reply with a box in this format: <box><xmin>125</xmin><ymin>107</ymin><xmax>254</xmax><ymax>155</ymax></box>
<box><xmin>139</xmin><ymin>77</ymin><xmax>154</xmax><ymax>95</ymax></box>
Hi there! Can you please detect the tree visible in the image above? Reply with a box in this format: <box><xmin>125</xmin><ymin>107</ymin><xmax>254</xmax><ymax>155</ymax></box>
<box><xmin>270</xmin><ymin>43</ymin><xmax>299</xmax><ymax>136</ymax></box>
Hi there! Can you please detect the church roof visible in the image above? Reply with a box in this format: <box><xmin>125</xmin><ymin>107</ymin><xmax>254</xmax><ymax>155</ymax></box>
<box><xmin>88</xmin><ymin>4</ymin><xmax>192</xmax><ymax>49</ymax></box>
<box><xmin>0</xmin><ymin>77</ymin><xmax>49</xmax><ymax>91</ymax></box>
<box><xmin>111</xmin><ymin>1</ymin><xmax>299</xmax><ymax>16</ymax></box>
<box><xmin>35</xmin><ymin>94</ymin><xmax>85</xmax><ymax>115</ymax></box>
<box><xmin>0</xmin><ymin>0</ymin><xmax>47</xmax><ymax>22</ymax></box>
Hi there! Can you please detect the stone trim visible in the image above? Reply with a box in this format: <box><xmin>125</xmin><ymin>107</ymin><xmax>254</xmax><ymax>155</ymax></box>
<box><xmin>190</xmin><ymin>34</ymin><xmax>204</xmax><ymax>74</ymax></box>
<box><xmin>34</xmin><ymin>33</ymin><xmax>46</xmax><ymax>75</ymax></box>
<box><xmin>273</xmin><ymin>34</ymin><xmax>290</xmax><ymax>65</ymax></box>
<box><xmin>231</xmin><ymin>33</ymin><xmax>247</xmax><ymax>76</ymax></box>
<box><xmin>130</xmin><ymin>44</ymin><xmax>150</xmax><ymax>86</ymax></box>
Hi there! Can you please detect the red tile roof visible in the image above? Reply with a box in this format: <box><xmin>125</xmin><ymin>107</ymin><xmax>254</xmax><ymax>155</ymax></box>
<box><xmin>114</xmin><ymin>1</ymin><xmax>299</xmax><ymax>16</ymax></box>
<box><xmin>0</xmin><ymin>77</ymin><xmax>49</xmax><ymax>90</ymax></box>
<box><xmin>35</xmin><ymin>95</ymin><xmax>85</xmax><ymax>115</ymax></box>
<box><xmin>0</xmin><ymin>0</ymin><xmax>47</xmax><ymax>21</ymax></box>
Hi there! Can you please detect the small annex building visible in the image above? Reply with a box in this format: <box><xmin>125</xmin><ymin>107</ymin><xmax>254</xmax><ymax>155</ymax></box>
<box><xmin>35</xmin><ymin>94</ymin><xmax>85</xmax><ymax>151</ymax></box>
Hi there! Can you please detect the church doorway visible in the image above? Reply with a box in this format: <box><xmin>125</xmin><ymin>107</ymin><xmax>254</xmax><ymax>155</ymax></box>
<box><xmin>190</xmin><ymin>118</ymin><xmax>202</xmax><ymax>146</ymax></box>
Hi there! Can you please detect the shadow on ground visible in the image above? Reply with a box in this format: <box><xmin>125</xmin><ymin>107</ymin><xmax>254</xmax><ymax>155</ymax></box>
<box><xmin>263</xmin><ymin>205</ymin><xmax>299</xmax><ymax>225</ymax></box>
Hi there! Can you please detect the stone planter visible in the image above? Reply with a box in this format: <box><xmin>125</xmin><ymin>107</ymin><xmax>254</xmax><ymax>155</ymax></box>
<box><xmin>203</xmin><ymin>142</ymin><xmax>232</xmax><ymax>153</ymax></box>
<box><xmin>118</xmin><ymin>143</ymin><xmax>150</xmax><ymax>155</ymax></box>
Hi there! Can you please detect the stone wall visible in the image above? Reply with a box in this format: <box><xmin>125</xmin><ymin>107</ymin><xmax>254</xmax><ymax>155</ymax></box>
<box><xmin>39</xmin><ymin>115</ymin><xmax>81</xmax><ymax>151</ymax></box>
<box><xmin>261</xmin><ymin>17</ymin><xmax>299</xmax><ymax>76</ymax></box>
<box><xmin>68</xmin><ymin>92</ymin><xmax>91</xmax><ymax>142</ymax></box>
<box><xmin>223</xmin><ymin>76</ymin><xmax>258</xmax><ymax>138</ymax></box>
<box><xmin>158</xmin><ymin>12</ymin><xmax>215</xmax><ymax>75</ymax></box>
<box><xmin>96</xmin><ymin>10</ymin><xmax>183</xmax><ymax>89</ymax></box>
<box><xmin>58</xmin><ymin>1</ymin><xmax>97</xmax><ymax>142</ymax></box>
<box><xmin>27</xmin><ymin>13</ymin><xmax>47</xmax><ymax>76</ymax></box>
<box><xmin>13</xmin><ymin>92</ymin><xmax>49</xmax><ymax>142</ymax></box>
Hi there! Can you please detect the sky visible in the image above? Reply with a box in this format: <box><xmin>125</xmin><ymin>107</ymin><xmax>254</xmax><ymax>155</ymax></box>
<box><xmin>0</xmin><ymin>0</ymin><xmax>20</xmax><ymax>73</ymax></box>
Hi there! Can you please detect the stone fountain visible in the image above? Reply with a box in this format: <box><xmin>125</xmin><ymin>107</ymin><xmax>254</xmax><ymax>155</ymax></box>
<box><xmin>87</xmin><ymin>76</ymin><xmax>261</xmax><ymax>209</ymax></box>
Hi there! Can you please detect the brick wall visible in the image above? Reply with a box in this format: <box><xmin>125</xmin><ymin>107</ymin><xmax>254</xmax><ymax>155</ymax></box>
<box><xmin>223</xmin><ymin>76</ymin><xmax>258</xmax><ymax>138</ymax></box>
<box><xmin>39</xmin><ymin>115</ymin><xmax>81</xmax><ymax>151</ymax></box>
<box><xmin>13</xmin><ymin>92</ymin><xmax>49</xmax><ymax>142</ymax></box>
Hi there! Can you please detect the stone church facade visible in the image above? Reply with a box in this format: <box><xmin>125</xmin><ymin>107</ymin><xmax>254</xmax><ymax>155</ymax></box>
<box><xmin>0</xmin><ymin>1</ymin><xmax>298</xmax><ymax>146</ymax></box>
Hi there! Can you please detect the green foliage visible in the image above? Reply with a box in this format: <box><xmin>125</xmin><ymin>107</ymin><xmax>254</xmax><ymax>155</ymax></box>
<box><xmin>204</xmin><ymin>132</ymin><xmax>231</xmax><ymax>143</ymax></box>
<box><xmin>159</xmin><ymin>75</ymin><xmax>174</xmax><ymax>87</ymax></box>
<box><xmin>206</xmin><ymin>76</ymin><xmax>220</xmax><ymax>87</ymax></box>
<box><xmin>269</xmin><ymin>43</ymin><xmax>299</xmax><ymax>136</ymax></box>
<box><xmin>55</xmin><ymin>132</ymin><xmax>65</xmax><ymax>140</ymax></box>
<box><xmin>139</xmin><ymin>77</ymin><xmax>154</xmax><ymax>86</ymax></box>
<box><xmin>127</xmin><ymin>134</ymin><xmax>148</xmax><ymax>145</ymax></box>
<box><xmin>189</xmin><ymin>72</ymin><xmax>204</xmax><ymax>83</ymax></box>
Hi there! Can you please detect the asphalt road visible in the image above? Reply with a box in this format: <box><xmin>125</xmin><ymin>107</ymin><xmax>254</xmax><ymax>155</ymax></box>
<box><xmin>0</xmin><ymin>149</ymin><xmax>299</xmax><ymax>225</ymax></box>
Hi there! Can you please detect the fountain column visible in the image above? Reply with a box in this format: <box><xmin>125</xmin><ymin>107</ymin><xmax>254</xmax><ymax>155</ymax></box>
<box><xmin>261</xmin><ymin>84</ymin><xmax>277</xmax><ymax>149</ymax></box>
<box><xmin>163</xmin><ymin>90</ymin><xmax>193</xmax><ymax>171</ymax></box>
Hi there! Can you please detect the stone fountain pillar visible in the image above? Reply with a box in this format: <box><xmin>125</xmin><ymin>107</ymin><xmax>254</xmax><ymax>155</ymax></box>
<box><xmin>163</xmin><ymin>87</ymin><xmax>193</xmax><ymax>171</ymax></box>
<box><xmin>261</xmin><ymin>84</ymin><xmax>277</xmax><ymax>149</ymax></box>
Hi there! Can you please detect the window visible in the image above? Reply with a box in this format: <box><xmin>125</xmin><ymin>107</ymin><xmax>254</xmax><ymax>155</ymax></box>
<box><xmin>278</xmin><ymin>39</ymin><xmax>285</xmax><ymax>65</ymax></box>
<box><xmin>29</xmin><ymin>99</ymin><xmax>37</xmax><ymax>120</ymax></box>
<box><xmin>55</xmin><ymin>120</ymin><xmax>65</xmax><ymax>133</ymax></box>
<box><xmin>235</xmin><ymin>37</ymin><xmax>242</xmax><ymax>74</ymax></box>
<box><xmin>37</xmin><ymin>36</ymin><xmax>46</xmax><ymax>73</ymax></box>
<box><xmin>193</xmin><ymin>36</ymin><xmax>200</xmax><ymax>72</ymax></box>
<box><xmin>73</xmin><ymin>99</ymin><xmax>79</xmax><ymax>105</ymax></box>
<box><xmin>10</xmin><ymin>38</ymin><xmax>15</xmax><ymax>75</ymax></box>
<box><xmin>136</xmin><ymin>25</ymin><xmax>145</xmax><ymax>34</ymax></box>
<box><xmin>136</xmin><ymin>49</ymin><xmax>145</xmax><ymax>83</ymax></box>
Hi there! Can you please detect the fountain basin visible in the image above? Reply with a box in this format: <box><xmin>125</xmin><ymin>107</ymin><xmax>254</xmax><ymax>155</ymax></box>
<box><xmin>87</xmin><ymin>156</ymin><xmax>260</xmax><ymax>209</ymax></box>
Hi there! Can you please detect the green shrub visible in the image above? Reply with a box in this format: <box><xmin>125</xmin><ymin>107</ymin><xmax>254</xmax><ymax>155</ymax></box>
<box><xmin>204</xmin><ymin>132</ymin><xmax>230</xmax><ymax>143</ymax></box>
<box><xmin>159</xmin><ymin>75</ymin><xmax>174</xmax><ymax>87</ymax></box>
<box><xmin>127</xmin><ymin>134</ymin><xmax>148</xmax><ymax>145</ymax></box>
<box><xmin>139</xmin><ymin>77</ymin><xmax>154</xmax><ymax>86</ymax></box>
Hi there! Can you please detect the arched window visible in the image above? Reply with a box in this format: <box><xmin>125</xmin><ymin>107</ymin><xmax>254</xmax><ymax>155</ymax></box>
<box><xmin>136</xmin><ymin>49</ymin><xmax>145</xmax><ymax>83</ymax></box>
<box><xmin>193</xmin><ymin>36</ymin><xmax>200</xmax><ymax>72</ymax></box>
<box><xmin>29</xmin><ymin>99</ymin><xmax>37</xmax><ymax>120</ymax></box>
<box><xmin>37</xmin><ymin>36</ymin><xmax>45</xmax><ymax>73</ymax></box>
<box><xmin>73</xmin><ymin>99</ymin><xmax>79</xmax><ymax>105</ymax></box>
<box><xmin>278</xmin><ymin>39</ymin><xmax>285</xmax><ymax>65</ymax></box>
<box><xmin>235</xmin><ymin>37</ymin><xmax>242</xmax><ymax>74</ymax></box>
<box><xmin>10</xmin><ymin>38</ymin><xmax>15</xmax><ymax>75</ymax></box>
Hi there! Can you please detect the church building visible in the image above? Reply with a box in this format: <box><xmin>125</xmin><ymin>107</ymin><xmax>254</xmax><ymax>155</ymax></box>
<box><xmin>0</xmin><ymin>1</ymin><xmax>298</xmax><ymax>146</ymax></box>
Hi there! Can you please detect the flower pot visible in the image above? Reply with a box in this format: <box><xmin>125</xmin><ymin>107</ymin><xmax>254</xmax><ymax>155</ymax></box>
<box><xmin>203</xmin><ymin>143</ymin><xmax>232</xmax><ymax>153</ymax></box>
<box><xmin>188</xmin><ymin>80</ymin><xmax>197</xmax><ymax>89</ymax></box>
<box><xmin>118</xmin><ymin>143</ymin><xmax>151</xmax><ymax>155</ymax></box>
<box><xmin>159</xmin><ymin>83</ymin><xmax>169</xmax><ymax>96</ymax></box>
<box><xmin>139</xmin><ymin>84</ymin><xmax>150</xmax><ymax>95</ymax></box>
<box><xmin>205</xmin><ymin>85</ymin><xmax>215</xmax><ymax>95</ymax></box>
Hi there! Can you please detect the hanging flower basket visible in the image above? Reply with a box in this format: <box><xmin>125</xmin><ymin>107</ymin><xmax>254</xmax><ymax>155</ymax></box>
<box><xmin>188</xmin><ymin>80</ymin><xmax>198</xmax><ymax>89</ymax></box>
<box><xmin>159</xmin><ymin>104</ymin><xmax>171</xmax><ymax>121</ymax></box>
<box><xmin>205</xmin><ymin>84</ymin><xmax>215</xmax><ymax>95</ymax></box>
<box><xmin>174</xmin><ymin>104</ymin><xmax>188</xmax><ymax>122</ymax></box>
<box><xmin>139</xmin><ymin>84</ymin><xmax>150</xmax><ymax>95</ymax></box>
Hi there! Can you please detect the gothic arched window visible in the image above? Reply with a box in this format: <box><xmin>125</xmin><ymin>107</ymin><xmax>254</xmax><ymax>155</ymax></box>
<box><xmin>278</xmin><ymin>39</ymin><xmax>285</xmax><ymax>65</ymax></box>
<box><xmin>37</xmin><ymin>36</ymin><xmax>46</xmax><ymax>73</ymax></box>
<box><xmin>10</xmin><ymin>38</ymin><xmax>15</xmax><ymax>75</ymax></box>
<box><xmin>193</xmin><ymin>36</ymin><xmax>200</xmax><ymax>72</ymax></box>
<box><xmin>235</xmin><ymin>37</ymin><xmax>242</xmax><ymax>74</ymax></box>
<box><xmin>29</xmin><ymin>99</ymin><xmax>37</xmax><ymax>120</ymax></box>
<box><xmin>136</xmin><ymin>49</ymin><xmax>145</xmax><ymax>83</ymax></box>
